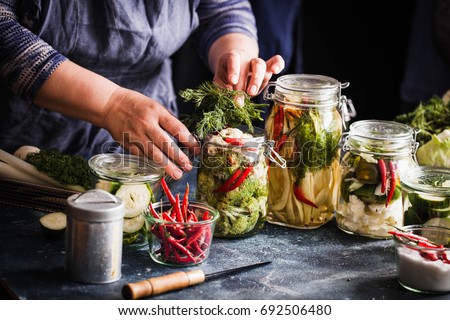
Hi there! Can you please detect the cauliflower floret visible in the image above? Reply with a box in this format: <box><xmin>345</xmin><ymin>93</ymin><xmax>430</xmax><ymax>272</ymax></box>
<box><xmin>347</xmin><ymin>195</ymin><xmax>366</xmax><ymax>215</ymax></box>
<box><xmin>338</xmin><ymin>194</ymin><xmax>403</xmax><ymax>237</ymax></box>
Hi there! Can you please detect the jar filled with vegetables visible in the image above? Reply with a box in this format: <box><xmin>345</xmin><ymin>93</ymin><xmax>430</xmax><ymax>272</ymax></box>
<box><xmin>179</xmin><ymin>82</ymin><xmax>284</xmax><ymax>238</ymax></box>
<box><xmin>336</xmin><ymin>120</ymin><xmax>419</xmax><ymax>238</ymax></box>
<box><xmin>89</xmin><ymin>153</ymin><xmax>164</xmax><ymax>245</ymax></box>
<box><xmin>264</xmin><ymin>74</ymin><xmax>352</xmax><ymax>229</ymax></box>
<box><xmin>196</xmin><ymin>126</ymin><xmax>282</xmax><ymax>238</ymax></box>
<box><xmin>401</xmin><ymin>166</ymin><xmax>450</xmax><ymax>228</ymax></box>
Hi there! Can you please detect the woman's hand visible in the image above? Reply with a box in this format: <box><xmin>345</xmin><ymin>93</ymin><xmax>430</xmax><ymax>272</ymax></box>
<box><xmin>34</xmin><ymin>61</ymin><xmax>198</xmax><ymax>180</ymax></box>
<box><xmin>209</xmin><ymin>33</ymin><xmax>285</xmax><ymax>96</ymax></box>
<box><xmin>102</xmin><ymin>88</ymin><xmax>199</xmax><ymax>180</ymax></box>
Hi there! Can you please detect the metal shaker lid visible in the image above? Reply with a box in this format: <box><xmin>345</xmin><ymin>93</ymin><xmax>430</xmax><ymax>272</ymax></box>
<box><xmin>66</xmin><ymin>189</ymin><xmax>124</xmax><ymax>222</ymax></box>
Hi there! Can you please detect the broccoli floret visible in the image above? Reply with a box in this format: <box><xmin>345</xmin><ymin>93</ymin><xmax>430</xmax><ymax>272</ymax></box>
<box><xmin>197</xmin><ymin>159</ymin><xmax>268</xmax><ymax>237</ymax></box>
<box><xmin>221</xmin><ymin>176</ymin><xmax>267</xmax><ymax>207</ymax></box>
<box><xmin>197</xmin><ymin>171</ymin><xmax>216</xmax><ymax>195</ymax></box>
<box><xmin>214</xmin><ymin>208</ymin><xmax>262</xmax><ymax>236</ymax></box>
<box><xmin>196</xmin><ymin>171</ymin><xmax>221</xmax><ymax>204</ymax></box>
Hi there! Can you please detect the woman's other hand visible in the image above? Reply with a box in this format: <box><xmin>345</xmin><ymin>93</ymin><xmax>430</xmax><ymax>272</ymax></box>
<box><xmin>209</xmin><ymin>33</ymin><xmax>285</xmax><ymax>96</ymax></box>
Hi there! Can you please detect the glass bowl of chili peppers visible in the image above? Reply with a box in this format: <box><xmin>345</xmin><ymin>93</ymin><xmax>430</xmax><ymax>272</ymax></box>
<box><xmin>144</xmin><ymin>200</ymin><xmax>219</xmax><ymax>266</ymax></box>
<box><xmin>390</xmin><ymin>224</ymin><xmax>450</xmax><ymax>293</ymax></box>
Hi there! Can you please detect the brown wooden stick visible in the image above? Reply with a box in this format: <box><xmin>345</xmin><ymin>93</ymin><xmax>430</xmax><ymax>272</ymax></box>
<box><xmin>122</xmin><ymin>269</ymin><xmax>206</xmax><ymax>299</ymax></box>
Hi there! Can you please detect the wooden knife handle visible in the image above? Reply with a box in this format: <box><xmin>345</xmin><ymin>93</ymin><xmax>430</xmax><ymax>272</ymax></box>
<box><xmin>122</xmin><ymin>269</ymin><xmax>206</xmax><ymax>300</ymax></box>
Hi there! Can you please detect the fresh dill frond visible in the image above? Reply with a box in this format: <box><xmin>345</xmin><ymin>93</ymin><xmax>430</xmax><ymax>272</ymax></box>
<box><xmin>394</xmin><ymin>95</ymin><xmax>450</xmax><ymax>145</ymax></box>
<box><xmin>179</xmin><ymin>81</ymin><xmax>267</xmax><ymax>139</ymax></box>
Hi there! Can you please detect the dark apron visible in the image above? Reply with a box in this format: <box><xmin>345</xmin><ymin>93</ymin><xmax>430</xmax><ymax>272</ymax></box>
<box><xmin>0</xmin><ymin>0</ymin><xmax>197</xmax><ymax>157</ymax></box>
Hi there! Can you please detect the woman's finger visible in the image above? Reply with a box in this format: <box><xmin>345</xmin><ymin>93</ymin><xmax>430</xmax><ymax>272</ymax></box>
<box><xmin>246</xmin><ymin>57</ymin><xmax>267</xmax><ymax>96</ymax></box>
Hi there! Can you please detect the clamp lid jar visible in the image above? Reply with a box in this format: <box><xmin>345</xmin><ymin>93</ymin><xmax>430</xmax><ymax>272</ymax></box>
<box><xmin>196</xmin><ymin>126</ymin><xmax>282</xmax><ymax>238</ymax></box>
<box><xmin>263</xmin><ymin>74</ymin><xmax>352</xmax><ymax>229</ymax></box>
<box><xmin>336</xmin><ymin>120</ymin><xmax>419</xmax><ymax>239</ymax></box>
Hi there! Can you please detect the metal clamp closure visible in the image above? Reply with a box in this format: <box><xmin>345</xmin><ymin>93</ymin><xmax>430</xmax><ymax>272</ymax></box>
<box><xmin>264</xmin><ymin>140</ymin><xmax>286</xmax><ymax>168</ymax></box>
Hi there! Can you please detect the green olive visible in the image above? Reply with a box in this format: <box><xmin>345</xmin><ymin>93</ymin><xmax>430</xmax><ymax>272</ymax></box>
<box><xmin>355</xmin><ymin>161</ymin><xmax>380</xmax><ymax>184</ymax></box>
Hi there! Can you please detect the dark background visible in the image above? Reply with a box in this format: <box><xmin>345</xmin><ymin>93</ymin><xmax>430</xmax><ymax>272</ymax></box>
<box><xmin>172</xmin><ymin>0</ymin><xmax>417</xmax><ymax>124</ymax></box>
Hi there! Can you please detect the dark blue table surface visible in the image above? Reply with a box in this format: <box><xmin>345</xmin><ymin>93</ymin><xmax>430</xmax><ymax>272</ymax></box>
<box><xmin>1</xmin><ymin>172</ymin><xmax>449</xmax><ymax>300</ymax></box>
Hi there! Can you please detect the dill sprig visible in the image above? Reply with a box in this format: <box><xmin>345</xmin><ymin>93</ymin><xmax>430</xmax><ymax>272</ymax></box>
<box><xmin>179</xmin><ymin>81</ymin><xmax>267</xmax><ymax>139</ymax></box>
<box><xmin>394</xmin><ymin>95</ymin><xmax>450</xmax><ymax>145</ymax></box>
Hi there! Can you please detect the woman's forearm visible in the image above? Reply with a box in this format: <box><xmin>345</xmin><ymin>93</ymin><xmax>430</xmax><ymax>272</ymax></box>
<box><xmin>33</xmin><ymin>60</ymin><xmax>120</xmax><ymax>128</ymax></box>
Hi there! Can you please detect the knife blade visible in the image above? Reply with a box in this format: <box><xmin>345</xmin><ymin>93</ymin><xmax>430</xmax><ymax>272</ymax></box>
<box><xmin>122</xmin><ymin>260</ymin><xmax>271</xmax><ymax>300</ymax></box>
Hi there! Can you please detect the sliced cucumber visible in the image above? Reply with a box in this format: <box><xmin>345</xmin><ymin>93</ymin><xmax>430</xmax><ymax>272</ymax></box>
<box><xmin>420</xmin><ymin>194</ymin><xmax>448</xmax><ymax>203</ymax></box>
<box><xmin>403</xmin><ymin>207</ymin><xmax>423</xmax><ymax>225</ymax></box>
<box><xmin>95</xmin><ymin>180</ymin><xmax>121</xmax><ymax>194</ymax></box>
<box><xmin>408</xmin><ymin>193</ymin><xmax>450</xmax><ymax>219</ymax></box>
<box><xmin>123</xmin><ymin>214</ymin><xmax>145</xmax><ymax>233</ymax></box>
<box><xmin>39</xmin><ymin>212</ymin><xmax>67</xmax><ymax>238</ymax></box>
<box><xmin>115</xmin><ymin>184</ymin><xmax>152</xmax><ymax>218</ymax></box>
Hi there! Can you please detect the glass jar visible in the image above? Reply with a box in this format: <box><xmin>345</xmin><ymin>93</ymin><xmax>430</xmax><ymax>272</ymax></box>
<box><xmin>392</xmin><ymin>224</ymin><xmax>450</xmax><ymax>293</ymax></box>
<box><xmin>336</xmin><ymin>120</ymin><xmax>419</xmax><ymax>239</ymax></box>
<box><xmin>263</xmin><ymin>74</ymin><xmax>352</xmax><ymax>229</ymax></box>
<box><xmin>88</xmin><ymin>153</ymin><xmax>164</xmax><ymax>245</ymax></box>
<box><xmin>401</xmin><ymin>166</ymin><xmax>450</xmax><ymax>227</ymax></box>
<box><xmin>144</xmin><ymin>201</ymin><xmax>219</xmax><ymax>266</ymax></box>
<box><xmin>196</xmin><ymin>126</ymin><xmax>283</xmax><ymax>238</ymax></box>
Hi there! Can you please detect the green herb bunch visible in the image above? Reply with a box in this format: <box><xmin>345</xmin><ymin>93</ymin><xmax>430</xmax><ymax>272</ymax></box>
<box><xmin>394</xmin><ymin>95</ymin><xmax>450</xmax><ymax>145</ymax></box>
<box><xmin>179</xmin><ymin>81</ymin><xmax>267</xmax><ymax>139</ymax></box>
<box><xmin>26</xmin><ymin>149</ymin><xmax>91</xmax><ymax>189</ymax></box>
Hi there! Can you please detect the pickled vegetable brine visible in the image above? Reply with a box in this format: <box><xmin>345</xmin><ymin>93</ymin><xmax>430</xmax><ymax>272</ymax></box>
<box><xmin>264</xmin><ymin>74</ymin><xmax>354</xmax><ymax>229</ymax></box>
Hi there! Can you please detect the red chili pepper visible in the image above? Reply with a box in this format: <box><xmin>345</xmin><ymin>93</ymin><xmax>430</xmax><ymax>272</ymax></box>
<box><xmin>388</xmin><ymin>230</ymin><xmax>430</xmax><ymax>242</ymax></box>
<box><xmin>385</xmin><ymin>161</ymin><xmax>397</xmax><ymax>207</ymax></box>
<box><xmin>224</xmin><ymin>137</ymin><xmax>244</xmax><ymax>146</ymax></box>
<box><xmin>165</xmin><ymin>235</ymin><xmax>196</xmax><ymax>263</ymax></box>
<box><xmin>148</xmin><ymin>202</ymin><xmax>161</xmax><ymax>219</ymax></box>
<box><xmin>171</xmin><ymin>250</ymin><xmax>190</xmax><ymax>263</ymax></box>
<box><xmin>273</xmin><ymin>105</ymin><xmax>284</xmax><ymax>140</ymax></box>
<box><xmin>389</xmin><ymin>230</ymin><xmax>440</xmax><ymax>248</ymax></box>
<box><xmin>214</xmin><ymin>168</ymin><xmax>243</xmax><ymax>192</ymax></box>
<box><xmin>202</xmin><ymin>210</ymin><xmax>211</xmax><ymax>221</ymax></box>
<box><xmin>293</xmin><ymin>182</ymin><xmax>318</xmax><ymax>208</ymax></box>
<box><xmin>420</xmin><ymin>251</ymin><xmax>440</xmax><ymax>261</ymax></box>
<box><xmin>201</xmin><ymin>228</ymin><xmax>212</xmax><ymax>250</ymax></box>
<box><xmin>189</xmin><ymin>240</ymin><xmax>206</xmax><ymax>259</ymax></box>
<box><xmin>185</xmin><ymin>227</ymin><xmax>207</xmax><ymax>247</ymax></box>
<box><xmin>440</xmin><ymin>251</ymin><xmax>450</xmax><ymax>264</ymax></box>
<box><xmin>161</xmin><ymin>212</ymin><xmax>186</xmax><ymax>238</ymax></box>
<box><xmin>378</xmin><ymin>159</ymin><xmax>387</xmax><ymax>194</ymax></box>
<box><xmin>275</xmin><ymin>133</ymin><xmax>288</xmax><ymax>152</ymax></box>
<box><xmin>219</xmin><ymin>165</ymin><xmax>253</xmax><ymax>192</ymax></box>
<box><xmin>161</xmin><ymin>176</ymin><xmax>176</xmax><ymax>205</ymax></box>
<box><xmin>188</xmin><ymin>210</ymin><xmax>198</xmax><ymax>222</ymax></box>
<box><xmin>158</xmin><ymin>225</ymin><xmax>171</xmax><ymax>261</ymax></box>
<box><xmin>173</xmin><ymin>194</ymin><xmax>184</xmax><ymax>222</ymax></box>
<box><xmin>182</xmin><ymin>182</ymin><xmax>190</xmax><ymax>221</ymax></box>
